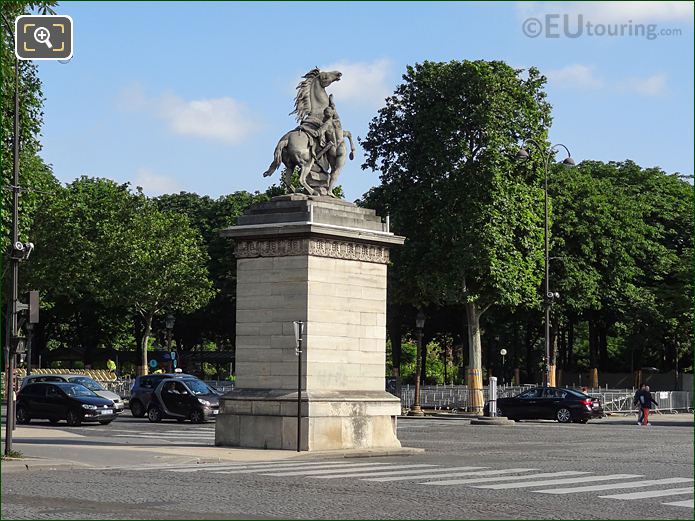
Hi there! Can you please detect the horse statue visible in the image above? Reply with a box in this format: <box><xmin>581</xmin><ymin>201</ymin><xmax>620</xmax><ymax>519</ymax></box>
<box><xmin>262</xmin><ymin>68</ymin><xmax>356</xmax><ymax>198</ymax></box>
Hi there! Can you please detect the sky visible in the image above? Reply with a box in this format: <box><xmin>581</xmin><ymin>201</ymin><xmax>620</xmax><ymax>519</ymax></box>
<box><xmin>34</xmin><ymin>1</ymin><xmax>694</xmax><ymax>201</ymax></box>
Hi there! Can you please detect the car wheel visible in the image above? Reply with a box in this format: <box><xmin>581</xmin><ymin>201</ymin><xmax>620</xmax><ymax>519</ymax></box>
<box><xmin>147</xmin><ymin>405</ymin><xmax>163</xmax><ymax>423</ymax></box>
<box><xmin>66</xmin><ymin>409</ymin><xmax>82</xmax><ymax>426</ymax></box>
<box><xmin>497</xmin><ymin>407</ymin><xmax>505</xmax><ymax>417</ymax></box>
<box><xmin>556</xmin><ymin>408</ymin><xmax>572</xmax><ymax>423</ymax></box>
<box><xmin>49</xmin><ymin>418</ymin><xmax>61</xmax><ymax>425</ymax></box>
<box><xmin>98</xmin><ymin>419</ymin><xmax>114</xmax><ymax>425</ymax></box>
<box><xmin>130</xmin><ymin>400</ymin><xmax>146</xmax><ymax>418</ymax></box>
<box><xmin>16</xmin><ymin>406</ymin><xmax>30</xmax><ymax>424</ymax></box>
<box><xmin>189</xmin><ymin>409</ymin><xmax>205</xmax><ymax>424</ymax></box>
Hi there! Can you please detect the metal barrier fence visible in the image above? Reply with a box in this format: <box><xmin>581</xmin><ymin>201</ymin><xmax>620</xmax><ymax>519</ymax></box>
<box><xmin>400</xmin><ymin>384</ymin><xmax>693</xmax><ymax>414</ymax></box>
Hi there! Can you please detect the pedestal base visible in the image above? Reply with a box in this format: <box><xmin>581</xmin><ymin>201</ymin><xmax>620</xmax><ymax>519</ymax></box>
<box><xmin>215</xmin><ymin>389</ymin><xmax>401</xmax><ymax>451</ymax></box>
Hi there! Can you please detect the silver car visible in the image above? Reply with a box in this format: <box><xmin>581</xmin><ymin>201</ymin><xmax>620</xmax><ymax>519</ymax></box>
<box><xmin>20</xmin><ymin>374</ymin><xmax>125</xmax><ymax>413</ymax></box>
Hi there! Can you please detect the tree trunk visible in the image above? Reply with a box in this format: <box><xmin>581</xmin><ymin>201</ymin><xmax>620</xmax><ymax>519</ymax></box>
<box><xmin>588</xmin><ymin>320</ymin><xmax>599</xmax><ymax>388</ymax></box>
<box><xmin>465</xmin><ymin>302</ymin><xmax>484</xmax><ymax>414</ymax></box>
<box><xmin>548</xmin><ymin>320</ymin><xmax>558</xmax><ymax>387</ymax></box>
<box><xmin>598</xmin><ymin>323</ymin><xmax>609</xmax><ymax>371</ymax></box>
<box><xmin>137</xmin><ymin>313</ymin><xmax>153</xmax><ymax>377</ymax></box>
<box><xmin>390</xmin><ymin>307</ymin><xmax>402</xmax><ymax>377</ymax></box>
<box><xmin>525</xmin><ymin>320</ymin><xmax>535</xmax><ymax>384</ymax></box>
<box><xmin>567</xmin><ymin>318</ymin><xmax>575</xmax><ymax>370</ymax></box>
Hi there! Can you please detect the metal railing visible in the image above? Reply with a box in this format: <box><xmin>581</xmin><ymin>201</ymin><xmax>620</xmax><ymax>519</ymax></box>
<box><xmin>400</xmin><ymin>384</ymin><xmax>693</xmax><ymax>414</ymax></box>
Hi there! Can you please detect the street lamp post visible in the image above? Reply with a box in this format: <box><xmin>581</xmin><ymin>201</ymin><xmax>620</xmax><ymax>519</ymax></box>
<box><xmin>500</xmin><ymin>348</ymin><xmax>507</xmax><ymax>386</ymax></box>
<box><xmin>408</xmin><ymin>310</ymin><xmax>426</xmax><ymax>416</ymax></box>
<box><xmin>517</xmin><ymin>141</ymin><xmax>574</xmax><ymax>387</ymax></box>
<box><xmin>293</xmin><ymin>320</ymin><xmax>304</xmax><ymax>451</ymax></box>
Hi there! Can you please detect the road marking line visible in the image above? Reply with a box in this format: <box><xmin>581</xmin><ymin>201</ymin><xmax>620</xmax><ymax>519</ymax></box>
<box><xmin>534</xmin><ymin>477</ymin><xmax>693</xmax><ymax>494</ymax></box>
<box><xmin>313</xmin><ymin>466</ymin><xmax>489</xmax><ymax>480</ymax></box>
<box><xmin>662</xmin><ymin>499</ymin><xmax>694</xmax><ymax>508</ymax></box>
<box><xmin>263</xmin><ymin>463</ymin><xmax>403</xmax><ymax>476</ymax></box>
<box><xmin>108</xmin><ymin>460</ymin><xmax>332</xmax><ymax>471</ymax></box>
<box><xmin>477</xmin><ymin>474</ymin><xmax>642</xmax><ymax>490</ymax></box>
<box><xmin>294</xmin><ymin>464</ymin><xmax>439</xmax><ymax>479</ymax></box>
<box><xmin>599</xmin><ymin>487</ymin><xmax>694</xmax><ymax>500</ymax></box>
<box><xmin>363</xmin><ymin>468</ymin><xmax>540</xmax><ymax>483</ymax></box>
<box><xmin>171</xmin><ymin>461</ymin><xmax>348</xmax><ymax>473</ymax></box>
<box><xmin>423</xmin><ymin>470</ymin><xmax>590</xmax><ymax>486</ymax></box>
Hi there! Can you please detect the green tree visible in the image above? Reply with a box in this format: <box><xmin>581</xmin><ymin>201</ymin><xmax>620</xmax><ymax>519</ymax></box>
<box><xmin>103</xmin><ymin>197</ymin><xmax>216</xmax><ymax>375</ymax></box>
<box><xmin>362</xmin><ymin>60</ymin><xmax>551</xmax><ymax>411</ymax></box>
<box><xmin>26</xmin><ymin>178</ymin><xmax>136</xmax><ymax>364</ymax></box>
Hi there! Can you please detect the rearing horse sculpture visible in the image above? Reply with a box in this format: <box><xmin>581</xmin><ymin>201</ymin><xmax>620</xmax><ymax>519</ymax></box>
<box><xmin>262</xmin><ymin>68</ymin><xmax>356</xmax><ymax>197</ymax></box>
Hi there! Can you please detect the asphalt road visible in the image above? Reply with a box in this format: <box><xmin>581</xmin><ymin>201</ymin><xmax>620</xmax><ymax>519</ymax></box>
<box><xmin>1</xmin><ymin>412</ymin><xmax>693</xmax><ymax>519</ymax></box>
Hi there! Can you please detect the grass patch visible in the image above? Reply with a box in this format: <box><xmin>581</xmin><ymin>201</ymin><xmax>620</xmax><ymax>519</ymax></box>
<box><xmin>1</xmin><ymin>449</ymin><xmax>23</xmax><ymax>459</ymax></box>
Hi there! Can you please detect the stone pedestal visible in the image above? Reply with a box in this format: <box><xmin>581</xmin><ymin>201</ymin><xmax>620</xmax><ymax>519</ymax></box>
<box><xmin>215</xmin><ymin>194</ymin><xmax>405</xmax><ymax>451</ymax></box>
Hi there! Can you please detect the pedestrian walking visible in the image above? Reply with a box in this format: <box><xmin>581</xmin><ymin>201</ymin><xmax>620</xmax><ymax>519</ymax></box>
<box><xmin>633</xmin><ymin>384</ymin><xmax>647</xmax><ymax>425</ymax></box>
<box><xmin>639</xmin><ymin>385</ymin><xmax>658</xmax><ymax>426</ymax></box>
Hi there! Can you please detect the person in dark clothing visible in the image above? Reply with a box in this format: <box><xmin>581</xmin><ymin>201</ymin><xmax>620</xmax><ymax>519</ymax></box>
<box><xmin>639</xmin><ymin>385</ymin><xmax>658</xmax><ymax>426</ymax></box>
<box><xmin>633</xmin><ymin>384</ymin><xmax>647</xmax><ymax>425</ymax></box>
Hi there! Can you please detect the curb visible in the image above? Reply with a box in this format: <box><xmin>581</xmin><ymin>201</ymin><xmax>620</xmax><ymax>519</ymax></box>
<box><xmin>470</xmin><ymin>416</ymin><xmax>515</xmax><ymax>426</ymax></box>
<box><xmin>1</xmin><ymin>458</ymin><xmax>93</xmax><ymax>473</ymax></box>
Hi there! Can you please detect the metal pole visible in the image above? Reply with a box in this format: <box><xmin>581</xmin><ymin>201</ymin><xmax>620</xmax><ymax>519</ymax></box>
<box><xmin>4</xmin><ymin>48</ymin><xmax>20</xmax><ymax>455</ymax></box>
<box><xmin>296</xmin><ymin>323</ymin><xmax>303</xmax><ymax>452</ymax></box>
<box><xmin>543</xmin><ymin>157</ymin><xmax>550</xmax><ymax>388</ymax></box>
<box><xmin>409</xmin><ymin>327</ymin><xmax>424</xmax><ymax>415</ymax></box>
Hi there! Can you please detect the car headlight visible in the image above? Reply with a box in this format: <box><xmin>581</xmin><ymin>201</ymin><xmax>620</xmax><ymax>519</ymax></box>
<box><xmin>82</xmin><ymin>404</ymin><xmax>97</xmax><ymax>410</ymax></box>
<box><xmin>198</xmin><ymin>399</ymin><xmax>211</xmax><ymax>406</ymax></box>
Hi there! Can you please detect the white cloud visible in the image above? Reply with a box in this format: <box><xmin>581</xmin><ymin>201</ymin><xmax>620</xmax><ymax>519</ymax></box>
<box><xmin>545</xmin><ymin>64</ymin><xmax>666</xmax><ymax>96</ymax></box>
<box><xmin>618</xmin><ymin>74</ymin><xmax>668</xmax><ymax>96</ymax></box>
<box><xmin>546</xmin><ymin>64</ymin><xmax>603</xmax><ymax>89</ymax></box>
<box><xmin>133</xmin><ymin>167</ymin><xmax>182</xmax><ymax>196</ymax></box>
<box><xmin>320</xmin><ymin>59</ymin><xmax>394</xmax><ymax>108</ymax></box>
<box><xmin>518</xmin><ymin>2</ymin><xmax>693</xmax><ymax>23</ymax></box>
<box><xmin>118</xmin><ymin>84</ymin><xmax>260</xmax><ymax>145</ymax></box>
<box><xmin>156</xmin><ymin>93</ymin><xmax>259</xmax><ymax>144</ymax></box>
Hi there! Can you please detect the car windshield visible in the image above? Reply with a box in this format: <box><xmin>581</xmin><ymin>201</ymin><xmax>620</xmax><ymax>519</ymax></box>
<box><xmin>68</xmin><ymin>377</ymin><xmax>104</xmax><ymax>392</ymax></box>
<box><xmin>62</xmin><ymin>384</ymin><xmax>97</xmax><ymax>397</ymax></box>
<box><xmin>182</xmin><ymin>379</ymin><xmax>211</xmax><ymax>395</ymax></box>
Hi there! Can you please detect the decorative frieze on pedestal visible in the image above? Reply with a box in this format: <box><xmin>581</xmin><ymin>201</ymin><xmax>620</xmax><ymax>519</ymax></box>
<box><xmin>235</xmin><ymin>238</ymin><xmax>390</xmax><ymax>264</ymax></box>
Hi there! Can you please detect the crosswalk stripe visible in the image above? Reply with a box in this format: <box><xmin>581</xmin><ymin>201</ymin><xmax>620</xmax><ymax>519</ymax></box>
<box><xmin>662</xmin><ymin>499</ymin><xmax>694</xmax><ymax>508</ymax></box>
<box><xmin>599</xmin><ymin>487</ymin><xmax>694</xmax><ymax>500</ymax></box>
<box><xmin>284</xmin><ymin>464</ymin><xmax>438</xmax><ymax>479</ymax></box>
<box><xmin>363</xmin><ymin>468</ymin><xmax>536</xmax><ymax>483</ymax></box>
<box><xmin>263</xmin><ymin>463</ymin><xmax>403</xmax><ymax>477</ymax></box>
<box><xmin>314</xmin><ymin>466</ymin><xmax>487</xmax><ymax>480</ymax></box>
<box><xmin>112</xmin><ymin>459</ymin><xmax>315</xmax><ymax>471</ymax></box>
<box><xmin>113</xmin><ymin>434</ymin><xmax>215</xmax><ymax>440</ymax></box>
<box><xmin>171</xmin><ymin>461</ymin><xmax>348</xmax><ymax>473</ymax></box>
<box><xmin>476</xmin><ymin>474</ymin><xmax>641</xmax><ymax>490</ymax></box>
<box><xmin>211</xmin><ymin>462</ymin><xmax>389</xmax><ymax>475</ymax></box>
<box><xmin>534</xmin><ymin>477</ymin><xmax>694</xmax><ymax>494</ymax></box>
<box><xmin>423</xmin><ymin>470</ymin><xmax>589</xmax><ymax>486</ymax></box>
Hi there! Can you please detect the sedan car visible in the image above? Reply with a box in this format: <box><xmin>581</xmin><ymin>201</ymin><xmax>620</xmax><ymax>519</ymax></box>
<box><xmin>491</xmin><ymin>387</ymin><xmax>604</xmax><ymax>423</ymax></box>
<box><xmin>20</xmin><ymin>374</ymin><xmax>125</xmax><ymax>413</ymax></box>
<box><xmin>16</xmin><ymin>382</ymin><xmax>117</xmax><ymax>426</ymax></box>
<box><xmin>147</xmin><ymin>378</ymin><xmax>220</xmax><ymax>423</ymax></box>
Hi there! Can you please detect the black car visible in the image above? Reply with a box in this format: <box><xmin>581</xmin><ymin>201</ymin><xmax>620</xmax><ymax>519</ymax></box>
<box><xmin>492</xmin><ymin>387</ymin><xmax>604</xmax><ymax>423</ymax></box>
<box><xmin>16</xmin><ymin>382</ymin><xmax>117</xmax><ymax>426</ymax></box>
<box><xmin>147</xmin><ymin>378</ymin><xmax>220</xmax><ymax>423</ymax></box>
<box><xmin>128</xmin><ymin>373</ymin><xmax>197</xmax><ymax>417</ymax></box>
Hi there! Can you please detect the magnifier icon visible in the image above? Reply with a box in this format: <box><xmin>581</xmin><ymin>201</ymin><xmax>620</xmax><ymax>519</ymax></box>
<box><xmin>33</xmin><ymin>26</ymin><xmax>53</xmax><ymax>49</ymax></box>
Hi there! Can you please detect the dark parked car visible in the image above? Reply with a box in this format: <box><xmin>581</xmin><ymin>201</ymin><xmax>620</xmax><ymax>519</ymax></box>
<box><xmin>129</xmin><ymin>373</ymin><xmax>197</xmax><ymax>417</ymax></box>
<box><xmin>490</xmin><ymin>387</ymin><xmax>604</xmax><ymax>423</ymax></box>
<box><xmin>147</xmin><ymin>378</ymin><xmax>220</xmax><ymax>423</ymax></box>
<box><xmin>20</xmin><ymin>374</ymin><xmax>125</xmax><ymax>413</ymax></box>
<box><xmin>16</xmin><ymin>382</ymin><xmax>117</xmax><ymax>426</ymax></box>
